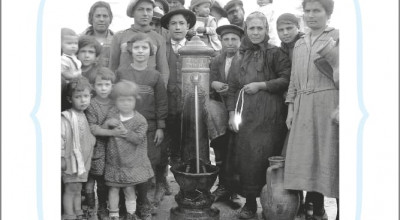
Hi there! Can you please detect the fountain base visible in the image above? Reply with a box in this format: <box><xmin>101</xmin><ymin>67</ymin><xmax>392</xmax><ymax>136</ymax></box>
<box><xmin>170</xmin><ymin>159</ymin><xmax>220</xmax><ymax>220</ymax></box>
<box><xmin>170</xmin><ymin>206</ymin><xmax>220</xmax><ymax>220</ymax></box>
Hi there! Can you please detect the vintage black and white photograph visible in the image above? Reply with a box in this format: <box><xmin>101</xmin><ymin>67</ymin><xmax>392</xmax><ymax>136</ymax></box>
<box><xmin>59</xmin><ymin>0</ymin><xmax>339</xmax><ymax>219</ymax></box>
<box><xmin>2</xmin><ymin>0</ymin><xmax>399</xmax><ymax>220</ymax></box>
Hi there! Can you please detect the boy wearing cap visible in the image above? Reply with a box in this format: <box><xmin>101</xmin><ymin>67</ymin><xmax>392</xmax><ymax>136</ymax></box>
<box><xmin>109</xmin><ymin>0</ymin><xmax>170</xmax><ymax>89</ymax></box>
<box><xmin>159</xmin><ymin>8</ymin><xmax>196</xmax><ymax>170</ymax></box>
<box><xmin>209</xmin><ymin>24</ymin><xmax>243</xmax><ymax>206</ymax></box>
<box><xmin>224</xmin><ymin>0</ymin><xmax>245</xmax><ymax>29</ymax></box>
<box><xmin>188</xmin><ymin>0</ymin><xmax>222</xmax><ymax>53</ymax></box>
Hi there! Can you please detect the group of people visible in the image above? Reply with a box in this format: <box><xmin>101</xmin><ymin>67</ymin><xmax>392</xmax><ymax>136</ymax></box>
<box><xmin>60</xmin><ymin>0</ymin><xmax>339</xmax><ymax>219</ymax></box>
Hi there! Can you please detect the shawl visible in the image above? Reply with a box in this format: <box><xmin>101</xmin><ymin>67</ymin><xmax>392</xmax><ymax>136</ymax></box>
<box><xmin>239</xmin><ymin>34</ymin><xmax>271</xmax><ymax>73</ymax></box>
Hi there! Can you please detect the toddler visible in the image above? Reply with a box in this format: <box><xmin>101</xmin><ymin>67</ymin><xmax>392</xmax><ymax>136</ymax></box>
<box><xmin>116</xmin><ymin>33</ymin><xmax>168</xmax><ymax>210</ymax></box>
<box><xmin>189</xmin><ymin>0</ymin><xmax>222</xmax><ymax>53</ymax></box>
<box><xmin>104</xmin><ymin>81</ymin><xmax>154</xmax><ymax>220</ymax></box>
<box><xmin>61</xmin><ymin>28</ymin><xmax>82</xmax><ymax>82</ymax></box>
<box><xmin>61</xmin><ymin>77</ymin><xmax>96</xmax><ymax>220</ymax></box>
<box><xmin>84</xmin><ymin>67</ymin><xmax>117</xmax><ymax>219</ymax></box>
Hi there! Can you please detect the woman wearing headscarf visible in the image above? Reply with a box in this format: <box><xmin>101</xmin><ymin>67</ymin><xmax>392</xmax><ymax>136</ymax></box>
<box><xmin>225</xmin><ymin>11</ymin><xmax>291</xmax><ymax>219</ymax></box>
<box><xmin>284</xmin><ymin>0</ymin><xmax>339</xmax><ymax>219</ymax></box>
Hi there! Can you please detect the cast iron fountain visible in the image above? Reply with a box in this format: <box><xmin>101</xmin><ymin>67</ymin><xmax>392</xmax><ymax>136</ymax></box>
<box><xmin>169</xmin><ymin>36</ymin><xmax>220</xmax><ymax>220</ymax></box>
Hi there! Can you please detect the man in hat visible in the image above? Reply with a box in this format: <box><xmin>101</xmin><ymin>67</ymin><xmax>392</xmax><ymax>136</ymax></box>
<box><xmin>108</xmin><ymin>0</ymin><xmax>169</xmax><ymax>88</ymax></box>
<box><xmin>209</xmin><ymin>24</ymin><xmax>244</xmax><ymax>207</ymax></box>
<box><xmin>223</xmin><ymin>0</ymin><xmax>245</xmax><ymax>29</ymax></box>
<box><xmin>167</xmin><ymin>0</ymin><xmax>185</xmax><ymax>11</ymax></box>
<box><xmin>82</xmin><ymin>1</ymin><xmax>115</xmax><ymax>68</ymax></box>
<box><xmin>159</xmin><ymin>8</ymin><xmax>196</xmax><ymax>174</ymax></box>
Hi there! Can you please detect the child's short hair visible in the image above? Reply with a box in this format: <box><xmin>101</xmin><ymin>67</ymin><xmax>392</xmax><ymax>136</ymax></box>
<box><xmin>87</xmin><ymin>67</ymin><xmax>116</xmax><ymax>84</ymax></box>
<box><xmin>126</xmin><ymin>33</ymin><xmax>155</xmax><ymax>56</ymax></box>
<box><xmin>110</xmin><ymin>81</ymin><xmax>140</xmax><ymax>100</ymax></box>
<box><xmin>61</xmin><ymin>28</ymin><xmax>77</xmax><ymax>40</ymax></box>
<box><xmin>78</xmin><ymin>35</ymin><xmax>103</xmax><ymax>57</ymax></box>
<box><xmin>65</xmin><ymin>76</ymin><xmax>93</xmax><ymax>98</ymax></box>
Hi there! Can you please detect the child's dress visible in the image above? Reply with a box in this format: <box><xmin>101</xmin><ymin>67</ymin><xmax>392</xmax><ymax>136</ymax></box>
<box><xmin>104</xmin><ymin>109</ymin><xmax>154</xmax><ymax>187</ymax></box>
<box><xmin>61</xmin><ymin>53</ymin><xmax>82</xmax><ymax>82</ymax></box>
<box><xmin>85</xmin><ymin>98</ymin><xmax>114</xmax><ymax>176</ymax></box>
<box><xmin>61</xmin><ymin>109</ymin><xmax>96</xmax><ymax>183</ymax></box>
<box><xmin>116</xmin><ymin>67</ymin><xmax>168</xmax><ymax>167</ymax></box>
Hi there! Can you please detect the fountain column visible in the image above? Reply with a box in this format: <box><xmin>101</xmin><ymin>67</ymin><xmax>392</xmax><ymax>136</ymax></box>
<box><xmin>169</xmin><ymin>36</ymin><xmax>220</xmax><ymax>220</ymax></box>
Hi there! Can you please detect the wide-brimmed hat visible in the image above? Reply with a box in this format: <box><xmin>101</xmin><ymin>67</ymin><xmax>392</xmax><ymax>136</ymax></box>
<box><xmin>211</xmin><ymin>0</ymin><xmax>227</xmax><ymax>17</ymax></box>
<box><xmin>223</xmin><ymin>0</ymin><xmax>243</xmax><ymax>14</ymax></box>
<box><xmin>155</xmin><ymin>0</ymin><xmax>169</xmax><ymax>13</ymax></box>
<box><xmin>127</xmin><ymin>0</ymin><xmax>156</xmax><ymax>18</ymax></box>
<box><xmin>160</xmin><ymin>9</ymin><xmax>196</xmax><ymax>29</ymax></box>
<box><xmin>189</xmin><ymin>0</ymin><xmax>212</xmax><ymax>11</ymax></box>
<box><xmin>216</xmin><ymin>24</ymin><xmax>244</xmax><ymax>38</ymax></box>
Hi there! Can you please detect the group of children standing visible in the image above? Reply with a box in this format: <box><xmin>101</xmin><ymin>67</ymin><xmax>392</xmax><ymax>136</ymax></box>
<box><xmin>61</xmin><ymin>25</ymin><xmax>168</xmax><ymax>219</ymax></box>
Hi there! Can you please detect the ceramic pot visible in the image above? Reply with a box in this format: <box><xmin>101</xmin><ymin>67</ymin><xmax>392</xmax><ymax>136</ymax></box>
<box><xmin>260</xmin><ymin>156</ymin><xmax>300</xmax><ymax>220</ymax></box>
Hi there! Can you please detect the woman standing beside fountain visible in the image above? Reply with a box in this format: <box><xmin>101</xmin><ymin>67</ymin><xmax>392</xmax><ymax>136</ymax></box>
<box><xmin>225</xmin><ymin>11</ymin><xmax>291</xmax><ymax>219</ymax></box>
<box><xmin>284</xmin><ymin>0</ymin><xmax>339</xmax><ymax>219</ymax></box>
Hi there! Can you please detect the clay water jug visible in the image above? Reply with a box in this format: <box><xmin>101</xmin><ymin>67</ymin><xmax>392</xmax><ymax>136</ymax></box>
<box><xmin>260</xmin><ymin>156</ymin><xmax>300</xmax><ymax>220</ymax></box>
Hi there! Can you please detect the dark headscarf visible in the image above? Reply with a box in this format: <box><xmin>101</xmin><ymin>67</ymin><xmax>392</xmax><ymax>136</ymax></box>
<box><xmin>239</xmin><ymin>34</ymin><xmax>271</xmax><ymax>73</ymax></box>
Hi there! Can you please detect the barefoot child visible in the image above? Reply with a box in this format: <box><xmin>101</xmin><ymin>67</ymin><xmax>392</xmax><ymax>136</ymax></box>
<box><xmin>116</xmin><ymin>33</ymin><xmax>168</xmax><ymax>213</ymax></box>
<box><xmin>104</xmin><ymin>81</ymin><xmax>154</xmax><ymax>220</ymax></box>
<box><xmin>83</xmin><ymin>67</ymin><xmax>117</xmax><ymax>220</ymax></box>
<box><xmin>61</xmin><ymin>77</ymin><xmax>96</xmax><ymax>220</ymax></box>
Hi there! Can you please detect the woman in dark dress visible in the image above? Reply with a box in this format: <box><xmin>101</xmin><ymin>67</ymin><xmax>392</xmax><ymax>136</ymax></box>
<box><xmin>225</xmin><ymin>11</ymin><xmax>291</xmax><ymax>219</ymax></box>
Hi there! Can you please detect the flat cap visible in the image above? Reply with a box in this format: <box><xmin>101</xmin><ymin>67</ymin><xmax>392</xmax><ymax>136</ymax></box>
<box><xmin>216</xmin><ymin>24</ymin><xmax>244</xmax><ymax>37</ymax></box>
<box><xmin>223</xmin><ymin>0</ymin><xmax>243</xmax><ymax>14</ymax></box>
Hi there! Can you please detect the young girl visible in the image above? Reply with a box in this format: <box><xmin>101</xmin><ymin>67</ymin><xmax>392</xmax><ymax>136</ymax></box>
<box><xmin>84</xmin><ymin>67</ymin><xmax>118</xmax><ymax>220</ymax></box>
<box><xmin>189</xmin><ymin>0</ymin><xmax>222</xmax><ymax>54</ymax></box>
<box><xmin>116</xmin><ymin>33</ymin><xmax>168</xmax><ymax>212</ymax></box>
<box><xmin>61</xmin><ymin>28</ymin><xmax>82</xmax><ymax>82</ymax></box>
<box><xmin>61</xmin><ymin>76</ymin><xmax>96</xmax><ymax>220</ymax></box>
<box><xmin>104</xmin><ymin>81</ymin><xmax>154</xmax><ymax>220</ymax></box>
<box><xmin>77</xmin><ymin>35</ymin><xmax>102</xmax><ymax>82</ymax></box>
